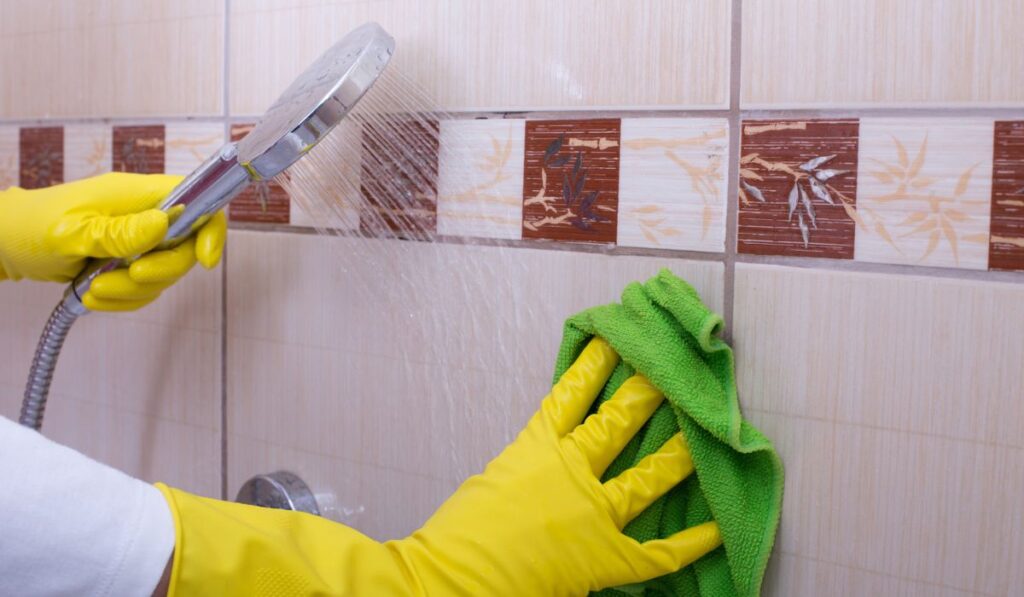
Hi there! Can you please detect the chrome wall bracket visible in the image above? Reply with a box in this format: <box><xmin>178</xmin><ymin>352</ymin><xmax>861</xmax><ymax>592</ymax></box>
<box><xmin>235</xmin><ymin>471</ymin><xmax>320</xmax><ymax>515</ymax></box>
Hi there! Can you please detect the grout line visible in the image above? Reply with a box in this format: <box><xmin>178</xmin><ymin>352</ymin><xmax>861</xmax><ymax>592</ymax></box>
<box><xmin>226</xmin><ymin>222</ymin><xmax>729</xmax><ymax>263</ymax></box>
<box><xmin>4</xmin><ymin>105</ymin><xmax>1023</xmax><ymax>128</ymax></box>
<box><xmin>220</xmin><ymin>0</ymin><xmax>231</xmax><ymax>502</ymax></box>
<box><xmin>736</xmin><ymin>253</ymin><xmax>1024</xmax><ymax>284</ymax></box>
<box><xmin>721</xmin><ymin>0</ymin><xmax>743</xmax><ymax>341</ymax></box>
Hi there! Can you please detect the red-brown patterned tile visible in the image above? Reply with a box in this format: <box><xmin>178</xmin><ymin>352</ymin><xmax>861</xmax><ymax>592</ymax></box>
<box><xmin>112</xmin><ymin>125</ymin><xmax>165</xmax><ymax>174</ymax></box>
<box><xmin>19</xmin><ymin>127</ymin><xmax>63</xmax><ymax>189</ymax></box>
<box><xmin>738</xmin><ymin>119</ymin><xmax>859</xmax><ymax>258</ymax></box>
<box><xmin>359</xmin><ymin>118</ymin><xmax>439</xmax><ymax>238</ymax></box>
<box><xmin>227</xmin><ymin>123</ymin><xmax>289</xmax><ymax>224</ymax></box>
<box><xmin>990</xmin><ymin>121</ymin><xmax>1024</xmax><ymax>271</ymax></box>
<box><xmin>522</xmin><ymin>119</ymin><xmax>620</xmax><ymax>244</ymax></box>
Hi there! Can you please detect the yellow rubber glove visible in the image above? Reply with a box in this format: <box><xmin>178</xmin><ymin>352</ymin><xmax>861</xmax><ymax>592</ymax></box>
<box><xmin>0</xmin><ymin>173</ymin><xmax>226</xmax><ymax>311</ymax></box>
<box><xmin>156</xmin><ymin>338</ymin><xmax>722</xmax><ymax>596</ymax></box>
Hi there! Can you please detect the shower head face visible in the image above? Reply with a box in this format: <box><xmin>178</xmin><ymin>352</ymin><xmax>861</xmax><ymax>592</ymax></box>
<box><xmin>236</xmin><ymin>22</ymin><xmax>395</xmax><ymax>179</ymax></box>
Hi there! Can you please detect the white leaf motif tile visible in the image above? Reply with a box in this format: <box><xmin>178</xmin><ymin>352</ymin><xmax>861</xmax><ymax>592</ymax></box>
<box><xmin>64</xmin><ymin>124</ymin><xmax>112</xmax><ymax>182</ymax></box>
<box><xmin>617</xmin><ymin>118</ymin><xmax>729</xmax><ymax>252</ymax></box>
<box><xmin>854</xmin><ymin>118</ymin><xmax>994</xmax><ymax>270</ymax></box>
<box><xmin>0</xmin><ymin>126</ymin><xmax>18</xmax><ymax>189</ymax></box>
<box><xmin>165</xmin><ymin>122</ymin><xmax>225</xmax><ymax>176</ymax></box>
<box><xmin>437</xmin><ymin>119</ymin><xmax>525</xmax><ymax>240</ymax></box>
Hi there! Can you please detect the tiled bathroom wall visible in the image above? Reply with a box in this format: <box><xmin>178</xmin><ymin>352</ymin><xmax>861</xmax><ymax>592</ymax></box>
<box><xmin>1</xmin><ymin>1</ymin><xmax>1022</xmax><ymax>595</ymax></box>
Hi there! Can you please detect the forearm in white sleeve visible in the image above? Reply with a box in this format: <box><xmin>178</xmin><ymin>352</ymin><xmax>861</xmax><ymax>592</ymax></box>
<box><xmin>0</xmin><ymin>415</ymin><xmax>175</xmax><ymax>596</ymax></box>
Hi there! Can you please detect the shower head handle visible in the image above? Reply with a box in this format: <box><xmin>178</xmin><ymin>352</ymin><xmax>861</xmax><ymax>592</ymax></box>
<box><xmin>59</xmin><ymin>22</ymin><xmax>396</xmax><ymax>313</ymax></box>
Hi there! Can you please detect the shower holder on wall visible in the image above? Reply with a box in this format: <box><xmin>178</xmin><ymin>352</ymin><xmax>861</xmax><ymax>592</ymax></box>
<box><xmin>235</xmin><ymin>471</ymin><xmax>320</xmax><ymax>516</ymax></box>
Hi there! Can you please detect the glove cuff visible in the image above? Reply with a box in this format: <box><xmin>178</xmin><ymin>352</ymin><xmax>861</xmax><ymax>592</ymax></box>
<box><xmin>156</xmin><ymin>484</ymin><xmax>417</xmax><ymax>597</ymax></box>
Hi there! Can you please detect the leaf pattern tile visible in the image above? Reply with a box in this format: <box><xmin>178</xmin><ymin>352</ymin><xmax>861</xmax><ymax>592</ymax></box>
<box><xmin>522</xmin><ymin>119</ymin><xmax>620</xmax><ymax>244</ymax></box>
<box><xmin>227</xmin><ymin>123</ymin><xmax>290</xmax><ymax>224</ymax></box>
<box><xmin>618</xmin><ymin>118</ymin><xmax>728</xmax><ymax>252</ymax></box>
<box><xmin>112</xmin><ymin>125</ymin><xmax>165</xmax><ymax>174</ymax></box>
<box><xmin>19</xmin><ymin>127</ymin><xmax>64</xmax><ymax>189</ymax></box>
<box><xmin>738</xmin><ymin>119</ymin><xmax>859</xmax><ymax>258</ymax></box>
<box><xmin>989</xmin><ymin>121</ymin><xmax>1024</xmax><ymax>271</ymax></box>
<box><xmin>436</xmin><ymin>119</ymin><xmax>525</xmax><ymax>240</ymax></box>
<box><xmin>854</xmin><ymin>118</ymin><xmax>993</xmax><ymax>270</ymax></box>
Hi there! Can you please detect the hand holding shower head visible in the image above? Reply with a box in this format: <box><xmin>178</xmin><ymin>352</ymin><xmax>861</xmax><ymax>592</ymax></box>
<box><xmin>20</xmin><ymin>23</ymin><xmax>395</xmax><ymax>430</ymax></box>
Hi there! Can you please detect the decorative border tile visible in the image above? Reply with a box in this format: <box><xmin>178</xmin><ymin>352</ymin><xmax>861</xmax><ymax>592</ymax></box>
<box><xmin>738</xmin><ymin>119</ymin><xmax>860</xmax><ymax>258</ymax></box>
<box><xmin>227</xmin><ymin>123</ymin><xmax>290</xmax><ymax>224</ymax></box>
<box><xmin>64</xmin><ymin>124</ymin><xmax>111</xmax><ymax>182</ymax></box>
<box><xmin>854</xmin><ymin>118</ymin><xmax>993</xmax><ymax>270</ymax></box>
<box><xmin>437</xmin><ymin>119</ymin><xmax>525</xmax><ymax>240</ymax></box>
<box><xmin>165</xmin><ymin>122</ymin><xmax>224</xmax><ymax>176</ymax></box>
<box><xmin>359</xmin><ymin>118</ymin><xmax>439</xmax><ymax>238</ymax></box>
<box><xmin>19</xmin><ymin>126</ymin><xmax>63</xmax><ymax>189</ymax></box>
<box><xmin>112</xmin><ymin>125</ymin><xmax>165</xmax><ymax>174</ymax></box>
<box><xmin>522</xmin><ymin>119</ymin><xmax>620</xmax><ymax>244</ymax></box>
<box><xmin>618</xmin><ymin>118</ymin><xmax>728</xmax><ymax>252</ymax></box>
<box><xmin>989</xmin><ymin>121</ymin><xmax>1024</xmax><ymax>272</ymax></box>
<box><xmin>0</xmin><ymin>126</ymin><xmax>17</xmax><ymax>190</ymax></box>
<box><xmin>287</xmin><ymin>119</ymin><xmax>363</xmax><ymax>231</ymax></box>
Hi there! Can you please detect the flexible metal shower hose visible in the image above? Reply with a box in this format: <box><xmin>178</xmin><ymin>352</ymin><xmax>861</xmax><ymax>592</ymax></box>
<box><xmin>19</xmin><ymin>302</ymin><xmax>80</xmax><ymax>430</ymax></box>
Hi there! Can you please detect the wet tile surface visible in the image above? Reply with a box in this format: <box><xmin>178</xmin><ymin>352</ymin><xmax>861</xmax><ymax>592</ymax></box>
<box><xmin>737</xmin><ymin>119</ymin><xmax>859</xmax><ymax>258</ymax></box>
<box><xmin>854</xmin><ymin>118</ymin><xmax>993</xmax><ymax>270</ymax></box>
<box><xmin>19</xmin><ymin>126</ymin><xmax>63</xmax><ymax>189</ymax></box>
<box><xmin>618</xmin><ymin>118</ymin><xmax>728</xmax><ymax>252</ymax></box>
<box><xmin>359</xmin><ymin>118</ymin><xmax>439</xmax><ymax>238</ymax></box>
<box><xmin>989</xmin><ymin>121</ymin><xmax>1024</xmax><ymax>271</ymax></box>
<box><xmin>227</xmin><ymin>123</ymin><xmax>290</xmax><ymax>224</ymax></box>
<box><xmin>522</xmin><ymin>119</ymin><xmax>621</xmax><ymax>244</ymax></box>
<box><xmin>112</xmin><ymin>125</ymin><xmax>165</xmax><ymax>174</ymax></box>
<box><xmin>436</xmin><ymin>119</ymin><xmax>525</xmax><ymax>240</ymax></box>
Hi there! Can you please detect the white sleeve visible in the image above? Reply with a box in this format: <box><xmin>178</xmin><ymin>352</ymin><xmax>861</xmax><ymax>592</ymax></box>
<box><xmin>0</xmin><ymin>415</ymin><xmax>175</xmax><ymax>597</ymax></box>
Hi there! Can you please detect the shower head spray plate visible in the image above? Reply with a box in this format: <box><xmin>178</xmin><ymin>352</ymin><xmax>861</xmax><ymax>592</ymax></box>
<box><xmin>236</xmin><ymin>22</ymin><xmax>395</xmax><ymax>179</ymax></box>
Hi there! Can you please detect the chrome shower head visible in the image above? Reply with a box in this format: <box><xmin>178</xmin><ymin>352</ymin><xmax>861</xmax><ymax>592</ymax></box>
<box><xmin>21</xmin><ymin>22</ymin><xmax>395</xmax><ymax>430</ymax></box>
<box><xmin>236</xmin><ymin>22</ymin><xmax>395</xmax><ymax>180</ymax></box>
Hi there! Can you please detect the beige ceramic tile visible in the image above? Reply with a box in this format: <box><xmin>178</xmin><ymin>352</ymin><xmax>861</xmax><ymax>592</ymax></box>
<box><xmin>229</xmin><ymin>0</ymin><xmax>730</xmax><ymax>113</ymax></box>
<box><xmin>64</xmin><ymin>123</ymin><xmax>112</xmax><ymax>181</ymax></box>
<box><xmin>0</xmin><ymin>266</ymin><xmax>221</xmax><ymax>430</ymax></box>
<box><xmin>0</xmin><ymin>6</ymin><xmax>223</xmax><ymax>118</ymax></box>
<box><xmin>45</xmin><ymin>396</ymin><xmax>220</xmax><ymax>497</ymax></box>
<box><xmin>854</xmin><ymin>118</ymin><xmax>994</xmax><ymax>270</ymax></box>
<box><xmin>742</xmin><ymin>0</ymin><xmax>1024</xmax><ymax>107</ymax></box>
<box><xmin>164</xmin><ymin>122</ymin><xmax>225</xmax><ymax>176</ymax></box>
<box><xmin>762</xmin><ymin>553</ymin><xmax>979</xmax><ymax>597</ymax></box>
<box><xmin>828</xmin><ymin>424</ymin><xmax>1022</xmax><ymax>594</ymax></box>
<box><xmin>0</xmin><ymin>125</ymin><xmax>17</xmax><ymax>189</ymax></box>
<box><xmin>226</xmin><ymin>230</ymin><xmax>725</xmax><ymax>486</ymax></box>
<box><xmin>436</xmin><ymin>118</ymin><xmax>525</xmax><ymax>240</ymax></box>
<box><xmin>617</xmin><ymin>118</ymin><xmax>729</xmax><ymax>252</ymax></box>
<box><xmin>735</xmin><ymin>264</ymin><xmax>1024</xmax><ymax>595</ymax></box>
<box><xmin>734</xmin><ymin>264</ymin><xmax>1024</xmax><ymax>447</ymax></box>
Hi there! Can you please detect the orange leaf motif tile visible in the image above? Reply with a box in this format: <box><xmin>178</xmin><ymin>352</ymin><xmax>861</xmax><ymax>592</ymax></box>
<box><xmin>737</xmin><ymin>120</ymin><xmax>859</xmax><ymax>258</ymax></box>
<box><xmin>854</xmin><ymin>118</ymin><xmax>993</xmax><ymax>270</ymax></box>
<box><xmin>522</xmin><ymin>119</ymin><xmax>620</xmax><ymax>244</ymax></box>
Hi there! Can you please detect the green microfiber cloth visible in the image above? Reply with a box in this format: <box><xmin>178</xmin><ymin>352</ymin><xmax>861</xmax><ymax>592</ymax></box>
<box><xmin>552</xmin><ymin>269</ymin><xmax>784</xmax><ymax>597</ymax></box>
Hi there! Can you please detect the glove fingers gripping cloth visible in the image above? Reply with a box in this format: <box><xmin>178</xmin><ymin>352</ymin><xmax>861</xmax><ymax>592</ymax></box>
<box><xmin>556</xmin><ymin>269</ymin><xmax>784</xmax><ymax>597</ymax></box>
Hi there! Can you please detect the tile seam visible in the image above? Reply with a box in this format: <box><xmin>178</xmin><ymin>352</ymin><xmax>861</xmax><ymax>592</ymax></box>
<box><xmin>722</xmin><ymin>0</ymin><xmax>743</xmax><ymax>340</ymax></box>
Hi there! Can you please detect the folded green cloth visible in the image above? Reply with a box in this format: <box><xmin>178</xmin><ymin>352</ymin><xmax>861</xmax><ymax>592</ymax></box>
<box><xmin>552</xmin><ymin>269</ymin><xmax>783</xmax><ymax>597</ymax></box>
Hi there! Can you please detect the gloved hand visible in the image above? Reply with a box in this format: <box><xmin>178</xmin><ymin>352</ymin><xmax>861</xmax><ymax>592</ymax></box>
<box><xmin>156</xmin><ymin>338</ymin><xmax>722</xmax><ymax>596</ymax></box>
<box><xmin>0</xmin><ymin>173</ymin><xmax>226</xmax><ymax>311</ymax></box>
